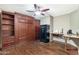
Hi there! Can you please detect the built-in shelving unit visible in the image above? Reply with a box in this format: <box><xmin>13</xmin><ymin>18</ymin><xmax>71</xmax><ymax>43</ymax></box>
<box><xmin>0</xmin><ymin>11</ymin><xmax>40</xmax><ymax>49</ymax></box>
<box><xmin>0</xmin><ymin>11</ymin><xmax>15</xmax><ymax>49</ymax></box>
<box><xmin>1</xmin><ymin>11</ymin><xmax>15</xmax><ymax>37</ymax></box>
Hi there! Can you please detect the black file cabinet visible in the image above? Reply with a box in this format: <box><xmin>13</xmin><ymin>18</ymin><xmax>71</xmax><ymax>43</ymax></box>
<box><xmin>40</xmin><ymin>25</ymin><xmax>49</xmax><ymax>43</ymax></box>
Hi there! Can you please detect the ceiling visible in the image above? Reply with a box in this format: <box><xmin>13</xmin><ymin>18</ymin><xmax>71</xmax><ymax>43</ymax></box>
<box><xmin>0</xmin><ymin>4</ymin><xmax>79</xmax><ymax>19</ymax></box>
<box><xmin>24</xmin><ymin>4</ymin><xmax>79</xmax><ymax>17</ymax></box>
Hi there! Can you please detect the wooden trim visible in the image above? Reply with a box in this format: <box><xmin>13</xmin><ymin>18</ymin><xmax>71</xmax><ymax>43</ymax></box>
<box><xmin>0</xmin><ymin>12</ymin><xmax>3</xmax><ymax>49</ymax></box>
<box><xmin>14</xmin><ymin>12</ymin><xmax>34</xmax><ymax>19</ymax></box>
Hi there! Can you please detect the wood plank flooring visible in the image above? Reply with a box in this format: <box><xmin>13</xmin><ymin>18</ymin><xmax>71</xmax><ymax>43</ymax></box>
<box><xmin>0</xmin><ymin>40</ymin><xmax>78</xmax><ymax>55</ymax></box>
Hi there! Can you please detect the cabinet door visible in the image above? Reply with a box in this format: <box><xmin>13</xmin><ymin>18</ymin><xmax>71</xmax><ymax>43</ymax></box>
<box><xmin>15</xmin><ymin>14</ymin><xmax>19</xmax><ymax>43</ymax></box>
<box><xmin>28</xmin><ymin>19</ymin><xmax>35</xmax><ymax>41</ymax></box>
<box><xmin>25</xmin><ymin>17</ymin><xmax>29</xmax><ymax>40</ymax></box>
<box><xmin>15</xmin><ymin>13</ymin><xmax>27</xmax><ymax>42</ymax></box>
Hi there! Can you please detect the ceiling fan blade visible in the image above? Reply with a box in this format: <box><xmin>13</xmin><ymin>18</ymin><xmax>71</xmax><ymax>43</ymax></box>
<box><xmin>41</xmin><ymin>13</ymin><xmax>45</xmax><ymax>16</ymax></box>
<box><xmin>34</xmin><ymin>4</ymin><xmax>40</xmax><ymax>11</ymax></box>
<box><xmin>41</xmin><ymin>9</ymin><xmax>50</xmax><ymax>12</ymax></box>
<box><xmin>34</xmin><ymin>4</ymin><xmax>38</xmax><ymax>9</ymax></box>
<box><xmin>26</xmin><ymin>10</ymin><xmax>35</xmax><ymax>12</ymax></box>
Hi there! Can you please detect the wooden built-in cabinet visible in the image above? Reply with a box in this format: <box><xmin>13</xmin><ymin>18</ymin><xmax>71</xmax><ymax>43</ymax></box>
<box><xmin>0</xmin><ymin>11</ymin><xmax>40</xmax><ymax>49</ymax></box>
<box><xmin>0</xmin><ymin>11</ymin><xmax>15</xmax><ymax>48</ymax></box>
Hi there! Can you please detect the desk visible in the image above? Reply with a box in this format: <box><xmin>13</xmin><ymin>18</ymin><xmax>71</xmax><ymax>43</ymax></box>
<box><xmin>63</xmin><ymin>34</ymin><xmax>79</xmax><ymax>54</ymax></box>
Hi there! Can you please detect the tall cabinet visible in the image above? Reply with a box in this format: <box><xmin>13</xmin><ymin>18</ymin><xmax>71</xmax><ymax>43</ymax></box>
<box><xmin>15</xmin><ymin>13</ymin><xmax>36</xmax><ymax>41</ymax></box>
<box><xmin>40</xmin><ymin>25</ymin><xmax>49</xmax><ymax>43</ymax></box>
<box><xmin>0</xmin><ymin>11</ymin><xmax>40</xmax><ymax>49</ymax></box>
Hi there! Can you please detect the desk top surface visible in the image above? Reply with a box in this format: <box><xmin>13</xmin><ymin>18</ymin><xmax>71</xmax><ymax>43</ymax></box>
<box><xmin>63</xmin><ymin>34</ymin><xmax>79</xmax><ymax>39</ymax></box>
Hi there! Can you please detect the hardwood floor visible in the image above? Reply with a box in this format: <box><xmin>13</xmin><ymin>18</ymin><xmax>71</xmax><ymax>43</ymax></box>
<box><xmin>0</xmin><ymin>40</ymin><xmax>78</xmax><ymax>55</ymax></box>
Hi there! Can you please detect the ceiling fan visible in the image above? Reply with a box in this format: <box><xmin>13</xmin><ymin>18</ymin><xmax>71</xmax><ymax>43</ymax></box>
<box><xmin>26</xmin><ymin>4</ymin><xmax>50</xmax><ymax>16</ymax></box>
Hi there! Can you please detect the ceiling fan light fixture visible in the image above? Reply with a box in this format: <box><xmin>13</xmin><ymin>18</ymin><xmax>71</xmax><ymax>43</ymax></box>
<box><xmin>35</xmin><ymin>11</ymin><xmax>41</xmax><ymax>15</ymax></box>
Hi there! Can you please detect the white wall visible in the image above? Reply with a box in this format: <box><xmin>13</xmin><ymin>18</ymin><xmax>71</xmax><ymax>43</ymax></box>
<box><xmin>40</xmin><ymin>16</ymin><xmax>50</xmax><ymax>25</ymax></box>
<box><xmin>53</xmin><ymin>8</ymin><xmax>79</xmax><ymax>34</ymax></box>
<box><xmin>70</xmin><ymin>9</ymin><xmax>79</xmax><ymax>34</ymax></box>
<box><xmin>53</xmin><ymin>14</ymin><xmax>70</xmax><ymax>34</ymax></box>
<box><xmin>0</xmin><ymin>4</ymin><xmax>31</xmax><ymax>15</ymax></box>
<box><xmin>52</xmin><ymin>14</ymin><xmax>78</xmax><ymax>47</ymax></box>
<box><xmin>52</xmin><ymin>9</ymin><xmax>79</xmax><ymax>47</ymax></box>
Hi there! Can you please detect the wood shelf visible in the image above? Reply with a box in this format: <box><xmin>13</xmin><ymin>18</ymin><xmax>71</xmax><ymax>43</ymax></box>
<box><xmin>2</xmin><ymin>36</ymin><xmax>15</xmax><ymax>38</ymax></box>
<box><xmin>2</xmin><ymin>24</ymin><xmax>14</xmax><ymax>26</ymax></box>
<box><xmin>2</xmin><ymin>17</ymin><xmax>14</xmax><ymax>20</ymax></box>
<box><xmin>2</xmin><ymin>29</ymin><xmax>14</xmax><ymax>31</ymax></box>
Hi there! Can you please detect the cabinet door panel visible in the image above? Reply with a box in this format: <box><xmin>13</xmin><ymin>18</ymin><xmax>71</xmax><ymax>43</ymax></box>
<box><xmin>28</xmin><ymin>19</ymin><xmax>35</xmax><ymax>40</ymax></box>
<box><xmin>15</xmin><ymin>13</ymin><xmax>28</xmax><ymax>42</ymax></box>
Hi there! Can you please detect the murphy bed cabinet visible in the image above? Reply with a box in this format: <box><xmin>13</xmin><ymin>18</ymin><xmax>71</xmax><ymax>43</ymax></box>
<box><xmin>15</xmin><ymin>13</ymin><xmax>36</xmax><ymax>42</ymax></box>
<box><xmin>0</xmin><ymin>11</ymin><xmax>40</xmax><ymax>49</ymax></box>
